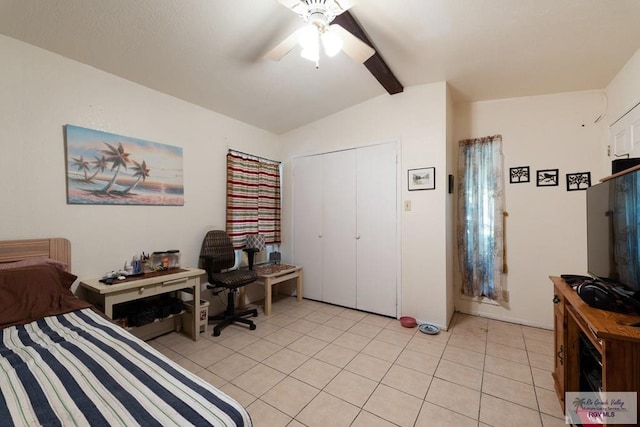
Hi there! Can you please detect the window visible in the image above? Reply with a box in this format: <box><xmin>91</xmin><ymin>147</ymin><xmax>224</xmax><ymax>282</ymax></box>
<box><xmin>457</xmin><ymin>135</ymin><xmax>506</xmax><ymax>302</ymax></box>
<box><xmin>226</xmin><ymin>151</ymin><xmax>281</xmax><ymax>249</ymax></box>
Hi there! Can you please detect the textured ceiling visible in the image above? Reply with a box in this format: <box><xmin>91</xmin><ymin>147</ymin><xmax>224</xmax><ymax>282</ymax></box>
<box><xmin>1</xmin><ymin>0</ymin><xmax>639</xmax><ymax>134</ymax></box>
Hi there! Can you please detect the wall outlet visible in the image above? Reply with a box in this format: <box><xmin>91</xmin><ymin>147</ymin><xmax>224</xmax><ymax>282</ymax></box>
<box><xmin>404</xmin><ymin>200</ymin><xmax>411</xmax><ymax>211</ymax></box>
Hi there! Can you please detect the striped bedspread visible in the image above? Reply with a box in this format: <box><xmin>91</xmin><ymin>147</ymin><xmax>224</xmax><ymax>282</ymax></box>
<box><xmin>0</xmin><ymin>308</ymin><xmax>252</xmax><ymax>427</ymax></box>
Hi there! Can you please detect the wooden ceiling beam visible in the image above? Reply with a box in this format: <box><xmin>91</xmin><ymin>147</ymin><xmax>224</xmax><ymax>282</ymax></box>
<box><xmin>333</xmin><ymin>11</ymin><xmax>403</xmax><ymax>95</ymax></box>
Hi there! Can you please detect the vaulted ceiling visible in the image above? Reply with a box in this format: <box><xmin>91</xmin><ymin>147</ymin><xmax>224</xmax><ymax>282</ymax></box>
<box><xmin>1</xmin><ymin>0</ymin><xmax>639</xmax><ymax>134</ymax></box>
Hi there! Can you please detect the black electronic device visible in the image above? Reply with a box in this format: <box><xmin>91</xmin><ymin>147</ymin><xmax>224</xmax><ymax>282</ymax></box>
<box><xmin>578</xmin><ymin>332</ymin><xmax>602</xmax><ymax>393</ymax></box>
<box><xmin>576</xmin><ymin>280</ymin><xmax>640</xmax><ymax>314</ymax></box>
<box><xmin>586</xmin><ymin>168</ymin><xmax>640</xmax><ymax>293</ymax></box>
<box><xmin>561</xmin><ymin>274</ymin><xmax>592</xmax><ymax>280</ymax></box>
<box><xmin>607</xmin><ymin>285</ymin><xmax>640</xmax><ymax>313</ymax></box>
<box><xmin>561</xmin><ymin>274</ymin><xmax>593</xmax><ymax>285</ymax></box>
<box><xmin>612</xmin><ymin>158</ymin><xmax>640</xmax><ymax>174</ymax></box>
<box><xmin>577</xmin><ymin>282</ymin><xmax>617</xmax><ymax>310</ymax></box>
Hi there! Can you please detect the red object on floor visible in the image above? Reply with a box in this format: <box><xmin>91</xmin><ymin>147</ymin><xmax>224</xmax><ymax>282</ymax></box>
<box><xmin>399</xmin><ymin>316</ymin><xmax>417</xmax><ymax>328</ymax></box>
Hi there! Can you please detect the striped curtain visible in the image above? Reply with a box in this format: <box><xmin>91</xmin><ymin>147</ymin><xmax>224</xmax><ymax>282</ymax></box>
<box><xmin>226</xmin><ymin>153</ymin><xmax>281</xmax><ymax>249</ymax></box>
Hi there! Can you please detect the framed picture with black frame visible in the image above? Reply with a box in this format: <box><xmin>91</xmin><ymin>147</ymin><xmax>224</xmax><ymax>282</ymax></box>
<box><xmin>566</xmin><ymin>172</ymin><xmax>591</xmax><ymax>191</ymax></box>
<box><xmin>536</xmin><ymin>169</ymin><xmax>559</xmax><ymax>187</ymax></box>
<box><xmin>408</xmin><ymin>167</ymin><xmax>435</xmax><ymax>191</ymax></box>
<box><xmin>509</xmin><ymin>166</ymin><xmax>530</xmax><ymax>184</ymax></box>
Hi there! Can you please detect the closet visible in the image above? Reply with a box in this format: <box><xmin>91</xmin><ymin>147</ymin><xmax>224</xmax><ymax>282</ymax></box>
<box><xmin>292</xmin><ymin>142</ymin><xmax>398</xmax><ymax>317</ymax></box>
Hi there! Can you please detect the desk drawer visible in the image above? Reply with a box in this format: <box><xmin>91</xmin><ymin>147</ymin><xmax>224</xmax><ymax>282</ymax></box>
<box><xmin>135</xmin><ymin>277</ymin><xmax>192</xmax><ymax>297</ymax></box>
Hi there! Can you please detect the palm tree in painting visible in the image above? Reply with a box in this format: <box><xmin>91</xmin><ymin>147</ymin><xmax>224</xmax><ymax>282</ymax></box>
<box><xmin>71</xmin><ymin>155</ymin><xmax>90</xmax><ymax>181</ymax></box>
<box><xmin>122</xmin><ymin>160</ymin><xmax>150</xmax><ymax>194</ymax></box>
<box><xmin>100</xmin><ymin>142</ymin><xmax>131</xmax><ymax>193</ymax></box>
<box><xmin>86</xmin><ymin>155</ymin><xmax>108</xmax><ymax>182</ymax></box>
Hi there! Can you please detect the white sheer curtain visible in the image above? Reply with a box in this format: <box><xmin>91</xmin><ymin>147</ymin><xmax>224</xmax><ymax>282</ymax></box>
<box><xmin>457</xmin><ymin>135</ymin><xmax>506</xmax><ymax>302</ymax></box>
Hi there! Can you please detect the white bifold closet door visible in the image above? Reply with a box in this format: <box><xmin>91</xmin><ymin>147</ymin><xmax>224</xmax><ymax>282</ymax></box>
<box><xmin>292</xmin><ymin>155</ymin><xmax>323</xmax><ymax>301</ymax></box>
<box><xmin>292</xmin><ymin>142</ymin><xmax>397</xmax><ymax>317</ymax></box>
<box><xmin>356</xmin><ymin>143</ymin><xmax>397</xmax><ymax>316</ymax></box>
<box><xmin>322</xmin><ymin>150</ymin><xmax>357</xmax><ymax>308</ymax></box>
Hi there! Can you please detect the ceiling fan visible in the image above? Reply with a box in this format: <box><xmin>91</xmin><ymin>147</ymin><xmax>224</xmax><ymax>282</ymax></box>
<box><xmin>265</xmin><ymin>0</ymin><xmax>375</xmax><ymax>68</ymax></box>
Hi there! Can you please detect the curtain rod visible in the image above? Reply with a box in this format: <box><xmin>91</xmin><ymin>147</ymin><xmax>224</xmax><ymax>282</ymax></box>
<box><xmin>228</xmin><ymin>149</ymin><xmax>280</xmax><ymax>165</ymax></box>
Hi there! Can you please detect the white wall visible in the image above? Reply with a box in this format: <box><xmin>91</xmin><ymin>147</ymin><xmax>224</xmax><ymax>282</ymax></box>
<box><xmin>606</xmin><ymin>48</ymin><xmax>640</xmax><ymax>127</ymax></box>
<box><xmin>603</xmin><ymin>48</ymin><xmax>640</xmax><ymax>171</ymax></box>
<box><xmin>0</xmin><ymin>35</ymin><xmax>279</xmax><ymax>308</ymax></box>
<box><xmin>454</xmin><ymin>91</ymin><xmax>605</xmax><ymax>328</ymax></box>
<box><xmin>279</xmin><ymin>83</ymin><xmax>454</xmax><ymax>329</ymax></box>
<box><xmin>445</xmin><ymin>85</ymin><xmax>456</xmax><ymax>322</ymax></box>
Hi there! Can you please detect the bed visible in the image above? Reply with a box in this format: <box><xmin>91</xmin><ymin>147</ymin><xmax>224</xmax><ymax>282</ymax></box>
<box><xmin>0</xmin><ymin>238</ymin><xmax>252</xmax><ymax>427</ymax></box>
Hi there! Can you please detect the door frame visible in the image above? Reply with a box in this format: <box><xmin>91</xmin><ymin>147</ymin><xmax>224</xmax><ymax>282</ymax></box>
<box><xmin>291</xmin><ymin>139</ymin><xmax>402</xmax><ymax>318</ymax></box>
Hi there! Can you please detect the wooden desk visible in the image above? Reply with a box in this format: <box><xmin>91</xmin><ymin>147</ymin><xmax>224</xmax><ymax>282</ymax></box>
<box><xmin>253</xmin><ymin>264</ymin><xmax>302</xmax><ymax>316</ymax></box>
<box><xmin>79</xmin><ymin>268</ymin><xmax>204</xmax><ymax>341</ymax></box>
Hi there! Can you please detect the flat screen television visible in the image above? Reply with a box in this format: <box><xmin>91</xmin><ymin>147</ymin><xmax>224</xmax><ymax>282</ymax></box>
<box><xmin>586</xmin><ymin>167</ymin><xmax>640</xmax><ymax>293</ymax></box>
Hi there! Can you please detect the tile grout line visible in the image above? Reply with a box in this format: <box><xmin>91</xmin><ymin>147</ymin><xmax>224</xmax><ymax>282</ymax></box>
<box><xmin>159</xmin><ymin>299</ymin><xmax>560</xmax><ymax>426</ymax></box>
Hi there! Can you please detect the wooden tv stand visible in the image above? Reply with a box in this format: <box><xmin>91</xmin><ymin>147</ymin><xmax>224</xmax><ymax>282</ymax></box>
<box><xmin>551</xmin><ymin>276</ymin><xmax>640</xmax><ymax>426</ymax></box>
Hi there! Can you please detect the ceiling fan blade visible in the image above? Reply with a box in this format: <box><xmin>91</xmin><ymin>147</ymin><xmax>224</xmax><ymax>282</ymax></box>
<box><xmin>334</xmin><ymin>0</ymin><xmax>357</xmax><ymax>13</ymax></box>
<box><xmin>331</xmin><ymin>24</ymin><xmax>374</xmax><ymax>63</ymax></box>
<box><xmin>332</xmin><ymin>11</ymin><xmax>403</xmax><ymax>94</ymax></box>
<box><xmin>264</xmin><ymin>31</ymin><xmax>300</xmax><ymax>61</ymax></box>
<box><xmin>277</xmin><ymin>0</ymin><xmax>306</xmax><ymax>15</ymax></box>
<box><xmin>277</xmin><ymin>0</ymin><xmax>356</xmax><ymax>17</ymax></box>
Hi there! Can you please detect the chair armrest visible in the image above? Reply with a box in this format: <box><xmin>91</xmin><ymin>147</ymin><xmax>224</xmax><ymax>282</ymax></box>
<box><xmin>199</xmin><ymin>255</ymin><xmax>219</xmax><ymax>279</ymax></box>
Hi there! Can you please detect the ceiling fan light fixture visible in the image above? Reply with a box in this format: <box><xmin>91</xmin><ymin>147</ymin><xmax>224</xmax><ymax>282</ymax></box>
<box><xmin>297</xmin><ymin>25</ymin><xmax>318</xmax><ymax>50</ymax></box>
<box><xmin>321</xmin><ymin>29</ymin><xmax>343</xmax><ymax>57</ymax></box>
<box><xmin>300</xmin><ymin>46</ymin><xmax>319</xmax><ymax>62</ymax></box>
<box><xmin>297</xmin><ymin>24</ymin><xmax>321</xmax><ymax>63</ymax></box>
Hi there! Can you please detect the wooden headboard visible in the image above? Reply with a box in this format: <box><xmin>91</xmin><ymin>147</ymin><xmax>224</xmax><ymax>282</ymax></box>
<box><xmin>0</xmin><ymin>238</ymin><xmax>71</xmax><ymax>272</ymax></box>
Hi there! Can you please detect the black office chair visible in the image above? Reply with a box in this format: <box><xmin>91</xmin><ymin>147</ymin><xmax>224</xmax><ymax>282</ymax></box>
<box><xmin>199</xmin><ymin>230</ymin><xmax>258</xmax><ymax>336</ymax></box>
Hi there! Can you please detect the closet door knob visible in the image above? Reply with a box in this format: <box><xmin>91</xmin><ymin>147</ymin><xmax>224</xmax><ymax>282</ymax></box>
<box><xmin>355</xmin><ymin>234</ymin><xmax>361</xmax><ymax>240</ymax></box>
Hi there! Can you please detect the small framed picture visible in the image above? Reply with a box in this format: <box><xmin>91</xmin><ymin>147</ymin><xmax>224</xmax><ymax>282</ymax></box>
<box><xmin>566</xmin><ymin>172</ymin><xmax>591</xmax><ymax>191</ymax></box>
<box><xmin>408</xmin><ymin>167</ymin><xmax>435</xmax><ymax>191</ymax></box>
<box><xmin>510</xmin><ymin>166</ymin><xmax>530</xmax><ymax>183</ymax></box>
<box><xmin>536</xmin><ymin>169</ymin><xmax>559</xmax><ymax>187</ymax></box>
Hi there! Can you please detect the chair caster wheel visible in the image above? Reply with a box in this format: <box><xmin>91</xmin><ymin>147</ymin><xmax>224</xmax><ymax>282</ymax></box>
<box><xmin>253</xmin><ymin>312</ymin><xmax>258</xmax><ymax>317</ymax></box>
<box><xmin>250</xmin><ymin>324</ymin><xmax>256</xmax><ymax>330</ymax></box>
<box><xmin>213</xmin><ymin>330</ymin><xmax>221</xmax><ymax>337</ymax></box>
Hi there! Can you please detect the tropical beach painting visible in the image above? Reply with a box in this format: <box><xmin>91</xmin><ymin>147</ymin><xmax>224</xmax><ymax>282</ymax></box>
<box><xmin>65</xmin><ymin>124</ymin><xmax>184</xmax><ymax>205</ymax></box>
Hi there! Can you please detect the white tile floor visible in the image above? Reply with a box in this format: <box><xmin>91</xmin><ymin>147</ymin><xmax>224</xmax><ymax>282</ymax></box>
<box><xmin>148</xmin><ymin>296</ymin><xmax>565</xmax><ymax>427</ymax></box>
